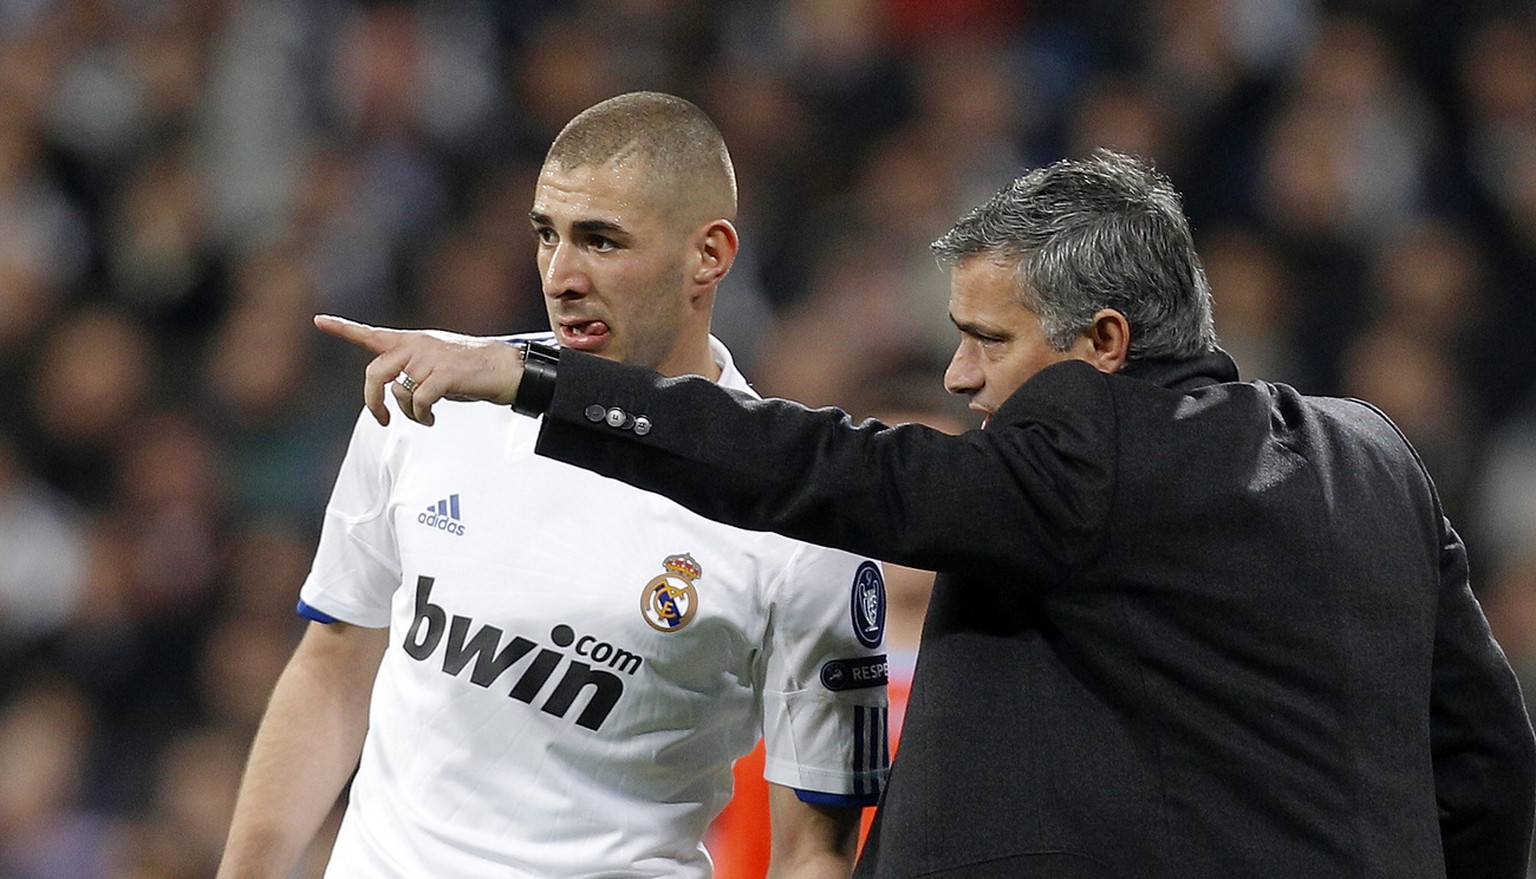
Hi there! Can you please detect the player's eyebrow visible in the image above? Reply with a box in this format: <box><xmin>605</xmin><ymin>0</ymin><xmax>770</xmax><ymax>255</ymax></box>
<box><xmin>572</xmin><ymin>218</ymin><xmax>628</xmax><ymax>236</ymax></box>
<box><xmin>527</xmin><ymin>211</ymin><xmax>630</xmax><ymax>238</ymax></box>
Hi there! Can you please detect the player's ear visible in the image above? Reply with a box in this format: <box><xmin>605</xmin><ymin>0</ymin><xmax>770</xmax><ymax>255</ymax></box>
<box><xmin>691</xmin><ymin>219</ymin><xmax>738</xmax><ymax>286</ymax></box>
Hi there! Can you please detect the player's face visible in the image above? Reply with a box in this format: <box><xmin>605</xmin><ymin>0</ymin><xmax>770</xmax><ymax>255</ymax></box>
<box><xmin>530</xmin><ymin>158</ymin><xmax>696</xmax><ymax>371</ymax></box>
<box><xmin>943</xmin><ymin>257</ymin><xmax>1095</xmax><ymax>429</ymax></box>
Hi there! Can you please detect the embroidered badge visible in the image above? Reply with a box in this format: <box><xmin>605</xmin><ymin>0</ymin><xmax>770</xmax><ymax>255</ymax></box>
<box><xmin>820</xmin><ymin>655</ymin><xmax>889</xmax><ymax>691</ymax></box>
<box><xmin>641</xmin><ymin>553</ymin><xmax>701</xmax><ymax>633</ymax></box>
<box><xmin>850</xmin><ymin>561</ymin><xmax>886</xmax><ymax>648</ymax></box>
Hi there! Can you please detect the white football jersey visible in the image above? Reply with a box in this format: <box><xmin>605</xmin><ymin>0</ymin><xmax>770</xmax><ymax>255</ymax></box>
<box><xmin>299</xmin><ymin>336</ymin><xmax>890</xmax><ymax>878</ymax></box>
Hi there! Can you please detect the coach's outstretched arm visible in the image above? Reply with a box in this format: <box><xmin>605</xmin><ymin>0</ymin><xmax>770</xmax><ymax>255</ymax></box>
<box><xmin>315</xmin><ymin>314</ymin><xmax>1105</xmax><ymax>584</ymax></box>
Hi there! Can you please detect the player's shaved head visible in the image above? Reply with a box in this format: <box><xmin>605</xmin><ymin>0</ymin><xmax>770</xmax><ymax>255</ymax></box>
<box><xmin>544</xmin><ymin>92</ymin><xmax>737</xmax><ymax>227</ymax></box>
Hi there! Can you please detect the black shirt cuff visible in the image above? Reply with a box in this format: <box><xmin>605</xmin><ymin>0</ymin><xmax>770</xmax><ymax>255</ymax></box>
<box><xmin>513</xmin><ymin>340</ymin><xmax>560</xmax><ymax>416</ymax></box>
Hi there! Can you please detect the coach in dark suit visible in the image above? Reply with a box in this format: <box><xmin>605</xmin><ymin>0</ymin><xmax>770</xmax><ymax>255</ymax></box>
<box><xmin>321</xmin><ymin>150</ymin><xmax>1535</xmax><ymax>878</ymax></box>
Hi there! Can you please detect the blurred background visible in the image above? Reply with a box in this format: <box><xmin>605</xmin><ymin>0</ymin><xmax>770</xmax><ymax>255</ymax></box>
<box><xmin>1</xmin><ymin>0</ymin><xmax>1535</xmax><ymax>876</ymax></box>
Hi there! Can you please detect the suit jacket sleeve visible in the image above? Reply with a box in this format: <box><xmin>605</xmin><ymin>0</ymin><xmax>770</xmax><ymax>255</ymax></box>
<box><xmin>534</xmin><ymin>350</ymin><xmax>1117</xmax><ymax>589</ymax></box>
<box><xmin>1430</xmin><ymin>515</ymin><xmax>1536</xmax><ymax>878</ymax></box>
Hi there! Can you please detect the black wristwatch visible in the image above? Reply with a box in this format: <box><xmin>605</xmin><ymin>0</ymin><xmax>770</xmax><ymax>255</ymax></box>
<box><xmin>513</xmin><ymin>340</ymin><xmax>560</xmax><ymax>416</ymax></box>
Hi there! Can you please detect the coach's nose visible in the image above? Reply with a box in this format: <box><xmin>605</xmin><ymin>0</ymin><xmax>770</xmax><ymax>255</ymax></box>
<box><xmin>943</xmin><ymin>338</ymin><xmax>984</xmax><ymax>397</ymax></box>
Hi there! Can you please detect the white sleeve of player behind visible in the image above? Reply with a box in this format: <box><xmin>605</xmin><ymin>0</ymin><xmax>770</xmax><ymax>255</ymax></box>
<box><xmin>299</xmin><ymin>407</ymin><xmax>403</xmax><ymax>628</ymax></box>
<box><xmin>760</xmin><ymin>544</ymin><xmax>891</xmax><ymax>799</ymax></box>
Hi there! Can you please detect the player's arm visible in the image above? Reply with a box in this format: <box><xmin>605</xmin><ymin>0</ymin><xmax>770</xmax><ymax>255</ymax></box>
<box><xmin>765</xmin><ymin>783</ymin><xmax>861</xmax><ymax>879</ymax></box>
<box><xmin>758</xmin><ymin>546</ymin><xmax>888</xmax><ymax>878</ymax></box>
<box><xmin>216</xmin><ymin>620</ymin><xmax>388</xmax><ymax>879</ymax></box>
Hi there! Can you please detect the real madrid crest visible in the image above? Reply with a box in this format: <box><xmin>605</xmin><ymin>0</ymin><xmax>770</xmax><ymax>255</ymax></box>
<box><xmin>641</xmin><ymin>553</ymin><xmax>702</xmax><ymax>632</ymax></box>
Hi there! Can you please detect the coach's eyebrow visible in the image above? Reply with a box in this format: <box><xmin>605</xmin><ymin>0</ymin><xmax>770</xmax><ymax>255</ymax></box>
<box><xmin>949</xmin><ymin>312</ymin><xmax>1005</xmax><ymax>339</ymax></box>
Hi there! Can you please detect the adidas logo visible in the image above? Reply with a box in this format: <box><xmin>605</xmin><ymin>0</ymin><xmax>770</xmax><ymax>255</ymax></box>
<box><xmin>418</xmin><ymin>494</ymin><xmax>466</xmax><ymax>536</ymax></box>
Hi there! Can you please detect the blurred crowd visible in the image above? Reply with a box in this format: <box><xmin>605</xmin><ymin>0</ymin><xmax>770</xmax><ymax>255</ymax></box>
<box><xmin>2</xmin><ymin>0</ymin><xmax>1536</xmax><ymax>876</ymax></box>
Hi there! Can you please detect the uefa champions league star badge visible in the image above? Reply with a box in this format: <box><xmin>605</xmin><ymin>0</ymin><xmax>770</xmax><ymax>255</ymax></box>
<box><xmin>641</xmin><ymin>553</ymin><xmax>702</xmax><ymax>632</ymax></box>
<box><xmin>850</xmin><ymin>561</ymin><xmax>886</xmax><ymax>648</ymax></box>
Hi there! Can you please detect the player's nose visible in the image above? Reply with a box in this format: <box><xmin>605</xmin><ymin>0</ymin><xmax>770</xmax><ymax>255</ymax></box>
<box><xmin>542</xmin><ymin>242</ymin><xmax>590</xmax><ymax>299</ymax></box>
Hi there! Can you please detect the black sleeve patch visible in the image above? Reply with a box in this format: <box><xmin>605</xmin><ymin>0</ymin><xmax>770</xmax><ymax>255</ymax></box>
<box><xmin>820</xmin><ymin>655</ymin><xmax>889</xmax><ymax>691</ymax></box>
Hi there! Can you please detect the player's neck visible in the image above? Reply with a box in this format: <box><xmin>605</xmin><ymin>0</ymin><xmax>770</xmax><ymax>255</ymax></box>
<box><xmin>654</xmin><ymin>315</ymin><xmax>721</xmax><ymax>381</ymax></box>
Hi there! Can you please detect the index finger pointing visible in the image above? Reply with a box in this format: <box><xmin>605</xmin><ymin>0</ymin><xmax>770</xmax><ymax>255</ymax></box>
<box><xmin>314</xmin><ymin>314</ymin><xmax>397</xmax><ymax>354</ymax></box>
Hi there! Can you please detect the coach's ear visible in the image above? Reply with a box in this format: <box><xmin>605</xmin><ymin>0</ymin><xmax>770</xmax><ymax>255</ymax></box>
<box><xmin>1084</xmin><ymin>308</ymin><xmax>1130</xmax><ymax>374</ymax></box>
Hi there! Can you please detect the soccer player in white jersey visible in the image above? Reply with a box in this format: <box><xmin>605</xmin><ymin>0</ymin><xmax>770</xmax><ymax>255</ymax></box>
<box><xmin>216</xmin><ymin>92</ymin><xmax>890</xmax><ymax>879</ymax></box>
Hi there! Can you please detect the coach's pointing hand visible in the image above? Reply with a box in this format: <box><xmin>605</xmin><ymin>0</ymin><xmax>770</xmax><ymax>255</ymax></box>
<box><xmin>314</xmin><ymin>314</ymin><xmax>525</xmax><ymax>427</ymax></box>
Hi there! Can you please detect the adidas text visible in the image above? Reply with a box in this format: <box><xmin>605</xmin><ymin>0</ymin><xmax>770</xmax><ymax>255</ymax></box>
<box><xmin>418</xmin><ymin>511</ymin><xmax>466</xmax><ymax>536</ymax></box>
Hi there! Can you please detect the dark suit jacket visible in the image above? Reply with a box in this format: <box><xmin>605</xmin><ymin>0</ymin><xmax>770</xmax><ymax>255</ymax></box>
<box><xmin>535</xmin><ymin>348</ymin><xmax>1536</xmax><ymax>879</ymax></box>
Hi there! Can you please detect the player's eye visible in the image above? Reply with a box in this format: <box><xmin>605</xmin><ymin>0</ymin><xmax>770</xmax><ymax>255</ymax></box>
<box><xmin>533</xmin><ymin>226</ymin><xmax>557</xmax><ymax>245</ymax></box>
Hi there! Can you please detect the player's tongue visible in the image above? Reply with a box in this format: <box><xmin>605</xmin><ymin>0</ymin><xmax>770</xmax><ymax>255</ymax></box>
<box><xmin>564</xmin><ymin>320</ymin><xmax>611</xmax><ymax>349</ymax></box>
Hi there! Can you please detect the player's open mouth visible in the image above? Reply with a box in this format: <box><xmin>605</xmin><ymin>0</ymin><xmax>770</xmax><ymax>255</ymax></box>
<box><xmin>559</xmin><ymin>320</ymin><xmax>611</xmax><ymax>350</ymax></box>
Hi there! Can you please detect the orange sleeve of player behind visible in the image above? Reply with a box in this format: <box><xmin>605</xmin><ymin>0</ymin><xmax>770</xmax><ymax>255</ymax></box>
<box><xmin>707</xmin><ymin>743</ymin><xmax>773</xmax><ymax>879</ymax></box>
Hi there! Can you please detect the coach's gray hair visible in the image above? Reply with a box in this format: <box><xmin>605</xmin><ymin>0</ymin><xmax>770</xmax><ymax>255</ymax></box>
<box><xmin>931</xmin><ymin>149</ymin><xmax>1216</xmax><ymax>360</ymax></box>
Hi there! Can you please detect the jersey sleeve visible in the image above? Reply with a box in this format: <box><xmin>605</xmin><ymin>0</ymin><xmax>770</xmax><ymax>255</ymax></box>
<box><xmin>298</xmin><ymin>407</ymin><xmax>403</xmax><ymax>628</ymax></box>
<box><xmin>760</xmin><ymin>544</ymin><xmax>891</xmax><ymax>803</ymax></box>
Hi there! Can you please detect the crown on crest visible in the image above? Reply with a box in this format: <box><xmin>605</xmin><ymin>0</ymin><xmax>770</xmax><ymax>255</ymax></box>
<box><xmin>663</xmin><ymin>553</ymin><xmax>702</xmax><ymax>580</ymax></box>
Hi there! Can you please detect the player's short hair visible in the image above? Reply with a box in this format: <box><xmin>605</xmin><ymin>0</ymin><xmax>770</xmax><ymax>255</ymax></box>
<box><xmin>545</xmin><ymin>91</ymin><xmax>737</xmax><ymax>224</ymax></box>
<box><xmin>931</xmin><ymin>149</ymin><xmax>1216</xmax><ymax>361</ymax></box>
